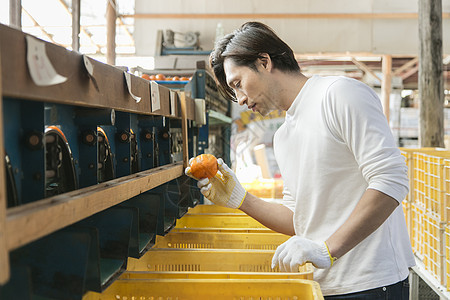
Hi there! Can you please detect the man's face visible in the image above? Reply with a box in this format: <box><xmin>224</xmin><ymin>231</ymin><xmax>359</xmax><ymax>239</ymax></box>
<box><xmin>223</xmin><ymin>57</ymin><xmax>278</xmax><ymax>116</ymax></box>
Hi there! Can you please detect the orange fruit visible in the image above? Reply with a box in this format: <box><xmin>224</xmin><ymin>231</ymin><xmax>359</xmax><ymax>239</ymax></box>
<box><xmin>172</xmin><ymin>76</ymin><xmax>180</xmax><ymax>81</ymax></box>
<box><xmin>141</xmin><ymin>74</ymin><xmax>151</xmax><ymax>80</ymax></box>
<box><xmin>149</xmin><ymin>75</ymin><xmax>157</xmax><ymax>81</ymax></box>
<box><xmin>180</xmin><ymin>77</ymin><xmax>189</xmax><ymax>81</ymax></box>
<box><xmin>155</xmin><ymin>74</ymin><xmax>166</xmax><ymax>81</ymax></box>
<box><xmin>190</xmin><ymin>154</ymin><xmax>218</xmax><ymax>179</ymax></box>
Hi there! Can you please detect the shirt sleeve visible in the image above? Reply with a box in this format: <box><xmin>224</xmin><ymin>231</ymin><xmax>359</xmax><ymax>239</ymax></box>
<box><xmin>323</xmin><ymin>78</ymin><xmax>409</xmax><ymax>203</ymax></box>
<box><xmin>281</xmin><ymin>184</ymin><xmax>296</xmax><ymax>212</ymax></box>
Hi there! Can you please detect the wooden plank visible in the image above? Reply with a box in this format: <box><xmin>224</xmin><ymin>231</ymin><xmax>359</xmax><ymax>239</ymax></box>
<box><xmin>71</xmin><ymin>0</ymin><xmax>81</xmax><ymax>52</ymax></box>
<box><xmin>419</xmin><ymin>0</ymin><xmax>444</xmax><ymax>147</ymax></box>
<box><xmin>351</xmin><ymin>58</ymin><xmax>381</xmax><ymax>82</ymax></box>
<box><xmin>393</xmin><ymin>57</ymin><xmax>419</xmax><ymax>76</ymax></box>
<box><xmin>0</xmin><ymin>47</ymin><xmax>10</xmax><ymax>285</ymax></box>
<box><xmin>179</xmin><ymin>92</ymin><xmax>190</xmax><ymax>168</ymax></box>
<box><xmin>122</xmin><ymin>12</ymin><xmax>450</xmax><ymax>19</ymax></box>
<box><xmin>400</xmin><ymin>64</ymin><xmax>419</xmax><ymax>80</ymax></box>
<box><xmin>381</xmin><ymin>55</ymin><xmax>392</xmax><ymax>121</ymax></box>
<box><xmin>106</xmin><ymin>0</ymin><xmax>116</xmax><ymax>65</ymax></box>
<box><xmin>6</xmin><ymin>162</ymin><xmax>183</xmax><ymax>251</ymax></box>
<box><xmin>9</xmin><ymin>0</ymin><xmax>21</xmax><ymax>29</ymax></box>
<box><xmin>0</xmin><ymin>24</ymin><xmax>152</xmax><ymax>115</ymax></box>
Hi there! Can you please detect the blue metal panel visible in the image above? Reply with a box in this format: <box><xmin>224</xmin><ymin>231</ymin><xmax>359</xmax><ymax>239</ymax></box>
<box><xmin>120</xmin><ymin>194</ymin><xmax>159</xmax><ymax>257</ymax></box>
<box><xmin>76</xmin><ymin>206</ymin><xmax>134</xmax><ymax>291</ymax></box>
<box><xmin>194</xmin><ymin>69</ymin><xmax>206</xmax><ymax>99</ymax></box>
<box><xmin>20</xmin><ymin>100</ymin><xmax>45</xmax><ymax>203</ymax></box>
<box><xmin>3</xmin><ymin>98</ymin><xmax>23</xmax><ymax>204</ymax></box>
<box><xmin>9</xmin><ymin>227</ymin><xmax>94</xmax><ymax>300</ymax></box>
<box><xmin>198</xmin><ymin>115</ymin><xmax>209</xmax><ymax>154</ymax></box>
<box><xmin>44</xmin><ymin>104</ymin><xmax>81</xmax><ymax>184</ymax></box>
<box><xmin>0</xmin><ymin>263</ymin><xmax>32</xmax><ymax>300</ymax></box>
<box><xmin>154</xmin><ymin>117</ymin><xmax>171</xmax><ymax>167</ymax></box>
<box><xmin>138</xmin><ymin>116</ymin><xmax>155</xmax><ymax>171</ymax></box>
<box><xmin>77</xmin><ymin>125</ymin><xmax>98</xmax><ymax>188</ymax></box>
<box><xmin>130</xmin><ymin>113</ymin><xmax>140</xmax><ymax>174</ymax></box>
<box><xmin>115</xmin><ymin>112</ymin><xmax>132</xmax><ymax>177</ymax></box>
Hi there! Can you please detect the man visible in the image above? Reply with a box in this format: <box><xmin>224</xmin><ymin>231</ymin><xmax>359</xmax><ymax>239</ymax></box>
<box><xmin>186</xmin><ymin>21</ymin><xmax>414</xmax><ymax>298</ymax></box>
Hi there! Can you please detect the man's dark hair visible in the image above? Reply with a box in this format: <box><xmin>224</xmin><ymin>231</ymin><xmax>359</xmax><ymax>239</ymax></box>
<box><xmin>210</xmin><ymin>22</ymin><xmax>300</xmax><ymax>101</ymax></box>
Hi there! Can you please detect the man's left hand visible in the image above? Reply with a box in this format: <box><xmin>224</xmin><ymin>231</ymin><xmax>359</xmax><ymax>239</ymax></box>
<box><xmin>271</xmin><ymin>236</ymin><xmax>335</xmax><ymax>271</ymax></box>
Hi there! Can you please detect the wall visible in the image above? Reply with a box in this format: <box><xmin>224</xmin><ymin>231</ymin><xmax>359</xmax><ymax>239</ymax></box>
<box><xmin>134</xmin><ymin>0</ymin><xmax>450</xmax><ymax>56</ymax></box>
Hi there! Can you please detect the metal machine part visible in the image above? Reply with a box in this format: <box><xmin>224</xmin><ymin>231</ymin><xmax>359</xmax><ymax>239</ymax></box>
<box><xmin>130</xmin><ymin>128</ymin><xmax>140</xmax><ymax>174</ymax></box>
<box><xmin>97</xmin><ymin>127</ymin><xmax>114</xmax><ymax>183</ymax></box>
<box><xmin>5</xmin><ymin>153</ymin><xmax>18</xmax><ymax>208</ymax></box>
<box><xmin>169</xmin><ymin>127</ymin><xmax>183</xmax><ymax>163</ymax></box>
<box><xmin>44</xmin><ymin>126</ymin><xmax>77</xmax><ymax>198</ymax></box>
<box><xmin>164</xmin><ymin>29</ymin><xmax>200</xmax><ymax>49</ymax></box>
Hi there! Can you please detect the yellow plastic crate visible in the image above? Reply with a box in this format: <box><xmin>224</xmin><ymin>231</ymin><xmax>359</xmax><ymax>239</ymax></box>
<box><xmin>411</xmin><ymin>202</ymin><xmax>425</xmax><ymax>258</ymax></box>
<box><xmin>126</xmin><ymin>248</ymin><xmax>313</xmax><ymax>278</ymax></box>
<box><xmin>400</xmin><ymin>148</ymin><xmax>415</xmax><ymax>203</ymax></box>
<box><xmin>402</xmin><ymin>200</ymin><xmax>411</xmax><ymax>237</ymax></box>
<box><xmin>172</xmin><ymin>227</ymin><xmax>275</xmax><ymax>233</ymax></box>
<box><xmin>187</xmin><ymin>204</ymin><xmax>245</xmax><ymax>215</ymax></box>
<box><xmin>83</xmin><ymin>278</ymin><xmax>324</xmax><ymax>300</ymax></box>
<box><xmin>413</xmin><ymin>151</ymin><xmax>450</xmax><ymax>221</ymax></box>
<box><xmin>154</xmin><ymin>231</ymin><xmax>290</xmax><ymax>250</ymax></box>
<box><xmin>411</xmin><ymin>150</ymin><xmax>445</xmax><ymax>207</ymax></box>
<box><xmin>413</xmin><ymin>151</ymin><xmax>427</xmax><ymax>208</ymax></box>
<box><xmin>445</xmin><ymin>225</ymin><xmax>450</xmax><ymax>291</ymax></box>
<box><xmin>423</xmin><ymin>153</ymin><xmax>450</xmax><ymax>221</ymax></box>
<box><xmin>444</xmin><ymin>159</ymin><xmax>450</xmax><ymax>223</ymax></box>
<box><xmin>176</xmin><ymin>214</ymin><xmax>267</xmax><ymax>229</ymax></box>
<box><xmin>119</xmin><ymin>270</ymin><xmax>311</xmax><ymax>280</ymax></box>
<box><xmin>422</xmin><ymin>212</ymin><xmax>445</xmax><ymax>285</ymax></box>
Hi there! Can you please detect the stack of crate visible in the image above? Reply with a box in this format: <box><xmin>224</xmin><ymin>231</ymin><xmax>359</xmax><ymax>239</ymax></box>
<box><xmin>400</xmin><ymin>148</ymin><xmax>450</xmax><ymax>289</ymax></box>
<box><xmin>83</xmin><ymin>204</ymin><xmax>324</xmax><ymax>299</ymax></box>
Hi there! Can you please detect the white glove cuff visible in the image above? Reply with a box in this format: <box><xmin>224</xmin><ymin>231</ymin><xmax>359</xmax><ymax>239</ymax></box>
<box><xmin>228</xmin><ymin>185</ymin><xmax>247</xmax><ymax>209</ymax></box>
<box><xmin>312</xmin><ymin>241</ymin><xmax>336</xmax><ymax>269</ymax></box>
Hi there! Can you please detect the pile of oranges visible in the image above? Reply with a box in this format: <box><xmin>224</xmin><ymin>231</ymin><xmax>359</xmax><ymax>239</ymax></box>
<box><xmin>141</xmin><ymin>74</ymin><xmax>191</xmax><ymax>81</ymax></box>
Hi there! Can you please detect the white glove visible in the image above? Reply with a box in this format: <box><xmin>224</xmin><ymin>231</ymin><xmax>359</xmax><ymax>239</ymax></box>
<box><xmin>271</xmin><ymin>236</ymin><xmax>336</xmax><ymax>272</ymax></box>
<box><xmin>185</xmin><ymin>158</ymin><xmax>247</xmax><ymax>209</ymax></box>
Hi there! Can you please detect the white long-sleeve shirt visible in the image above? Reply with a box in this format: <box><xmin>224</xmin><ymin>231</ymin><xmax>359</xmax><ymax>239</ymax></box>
<box><xmin>273</xmin><ymin>75</ymin><xmax>415</xmax><ymax>295</ymax></box>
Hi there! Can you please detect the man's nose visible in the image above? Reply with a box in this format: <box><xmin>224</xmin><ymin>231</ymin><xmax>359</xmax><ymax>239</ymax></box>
<box><xmin>236</xmin><ymin>91</ymin><xmax>247</xmax><ymax>106</ymax></box>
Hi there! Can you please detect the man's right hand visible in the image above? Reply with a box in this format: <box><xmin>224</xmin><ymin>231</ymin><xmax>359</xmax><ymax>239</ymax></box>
<box><xmin>185</xmin><ymin>158</ymin><xmax>247</xmax><ymax>209</ymax></box>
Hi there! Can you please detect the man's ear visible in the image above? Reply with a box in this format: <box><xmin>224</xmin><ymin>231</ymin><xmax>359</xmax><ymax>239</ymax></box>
<box><xmin>258</xmin><ymin>53</ymin><xmax>273</xmax><ymax>72</ymax></box>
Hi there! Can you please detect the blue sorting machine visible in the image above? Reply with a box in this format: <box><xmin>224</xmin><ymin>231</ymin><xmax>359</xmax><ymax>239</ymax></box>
<box><xmin>0</xmin><ymin>23</ymin><xmax>235</xmax><ymax>300</ymax></box>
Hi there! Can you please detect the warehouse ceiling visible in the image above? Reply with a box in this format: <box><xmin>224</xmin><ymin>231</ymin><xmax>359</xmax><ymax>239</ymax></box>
<box><xmin>1</xmin><ymin>0</ymin><xmax>449</xmax><ymax>91</ymax></box>
<box><xmin>0</xmin><ymin>0</ymin><xmax>136</xmax><ymax>56</ymax></box>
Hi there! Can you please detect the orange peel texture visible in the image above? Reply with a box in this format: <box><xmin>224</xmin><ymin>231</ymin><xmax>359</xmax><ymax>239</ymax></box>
<box><xmin>190</xmin><ymin>154</ymin><xmax>218</xmax><ymax>179</ymax></box>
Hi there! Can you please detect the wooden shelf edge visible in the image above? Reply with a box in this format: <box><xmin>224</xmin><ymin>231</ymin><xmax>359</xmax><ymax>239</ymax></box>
<box><xmin>5</xmin><ymin>162</ymin><xmax>183</xmax><ymax>252</ymax></box>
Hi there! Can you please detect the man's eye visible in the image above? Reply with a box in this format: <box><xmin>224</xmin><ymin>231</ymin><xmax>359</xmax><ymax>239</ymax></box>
<box><xmin>235</xmin><ymin>82</ymin><xmax>241</xmax><ymax>88</ymax></box>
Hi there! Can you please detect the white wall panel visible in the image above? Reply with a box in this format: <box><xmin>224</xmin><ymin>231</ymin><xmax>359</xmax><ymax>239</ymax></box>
<box><xmin>134</xmin><ymin>0</ymin><xmax>450</xmax><ymax>56</ymax></box>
